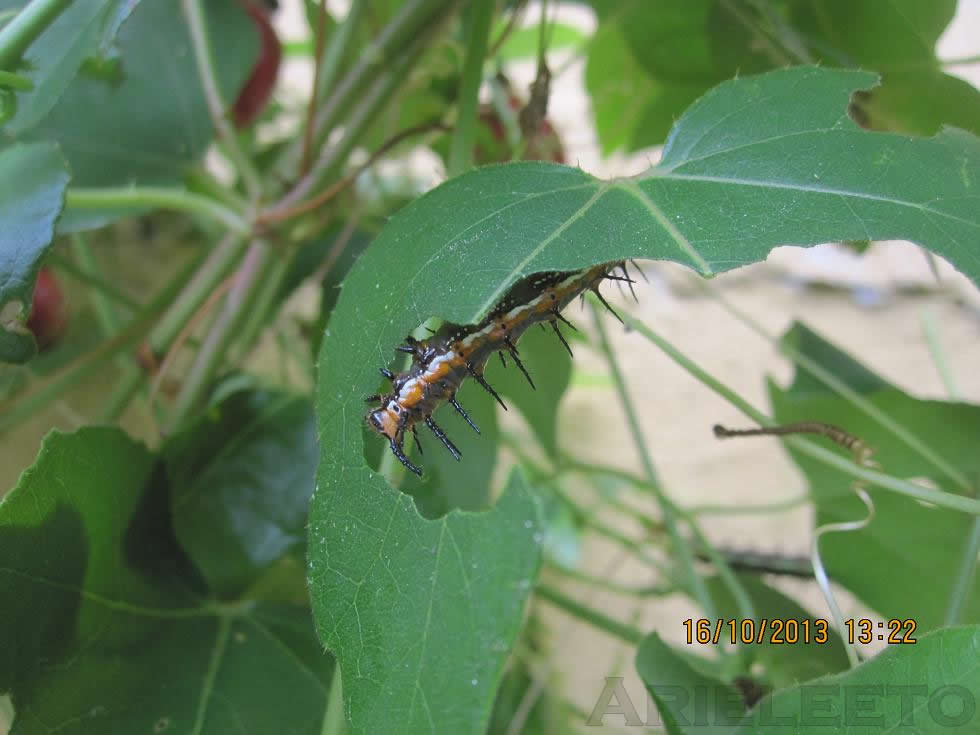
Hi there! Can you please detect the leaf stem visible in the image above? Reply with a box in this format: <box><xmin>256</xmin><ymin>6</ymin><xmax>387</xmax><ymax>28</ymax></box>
<box><xmin>707</xmin><ymin>286</ymin><xmax>973</xmax><ymax>493</ymax></box>
<box><xmin>180</xmin><ymin>0</ymin><xmax>262</xmax><ymax>199</ymax></box>
<box><xmin>65</xmin><ymin>187</ymin><xmax>250</xmax><ymax>235</ymax></box>
<box><xmin>167</xmin><ymin>241</ymin><xmax>269</xmax><ymax>431</ymax></box>
<box><xmin>920</xmin><ymin>308</ymin><xmax>960</xmax><ymax>400</ymax></box>
<box><xmin>590</xmin><ymin>303</ymin><xmax>719</xmax><ymax>621</ymax></box>
<box><xmin>71</xmin><ymin>234</ymin><xmax>121</xmax><ymax>333</ymax></box>
<box><xmin>149</xmin><ymin>233</ymin><xmax>250</xmax><ymax>353</ymax></box>
<box><xmin>314</xmin><ymin>0</ymin><xmax>364</xmax><ymax>103</ymax></box>
<box><xmin>944</xmin><ymin>519</ymin><xmax>980</xmax><ymax>626</ymax></box>
<box><xmin>545</xmin><ymin>563</ymin><xmax>675</xmax><ymax>598</ymax></box>
<box><xmin>300</xmin><ymin>0</ymin><xmax>330</xmax><ymax>176</ymax></box>
<box><xmin>0</xmin><ymin>0</ymin><xmax>71</xmax><ymax>69</ymax></box>
<box><xmin>0</xmin><ymin>253</ymin><xmax>204</xmax><ymax>433</ymax></box>
<box><xmin>45</xmin><ymin>250</ymin><xmax>139</xmax><ymax>311</ymax></box>
<box><xmin>448</xmin><ymin>0</ymin><xmax>493</xmax><ymax>177</ymax></box>
<box><xmin>535</xmin><ymin>583</ymin><xmax>644</xmax><ymax>645</ymax></box>
<box><xmin>279</xmin><ymin>24</ymin><xmax>438</xmax><ymax>212</ymax></box>
<box><xmin>618</xmin><ymin>307</ymin><xmax>980</xmax><ymax>515</ymax></box>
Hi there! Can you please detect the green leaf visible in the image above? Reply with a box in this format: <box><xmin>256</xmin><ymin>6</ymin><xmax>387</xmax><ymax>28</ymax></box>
<box><xmin>307</xmin><ymin>469</ymin><xmax>543</xmax><ymax>734</ymax></box>
<box><xmin>586</xmin><ymin>0</ymin><xmax>980</xmax><ymax>148</ymax></box>
<box><xmin>769</xmin><ymin>323</ymin><xmax>980</xmax><ymax>630</ymax></box>
<box><xmin>789</xmin><ymin>0</ymin><xmax>956</xmax><ymax>68</ymax></box>
<box><xmin>18</xmin><ymin>0</ymin><xmax>258</xmax><ymax>187</ymax></box>
<box><xmin>704</xmin><ymin>574</ymin><xmax>849</xmax><ymax>687</ymax></box>
<box><xmin>584</xmin><ymin>23</ymin><xmax>704</xmax><ymax>153</ymax></box>
<box><xmin>0</xmin><ymin>0</ymin><xmax>140</xmax><ymax>134</ymax></box>
<box><xmin>585</xmin><ymin>1</ymin><xmax>771</xmax><ymax>151</ymax></box>
<box><xmin>165</xmin><ymin>388</ymin><xmax>317</xmax><ymax>599</ymax></box>
<box><xmin>734</xmin><ymin>626</ymin><xmax>980</xmax><ymax>733</ymax></box>
<box><xmin>0</xmin><ymin>142</ymin><xmax>68</xmax><ymax>363</ymax></box>
<box><xmin>851</xmin><ymin>69</ymin><xmax>980</xmax><ymax>137</ymax></box>
<box><xmin>635</xmin><ymin>631</ymin><xmax>743</xmax><ymax>734</ymax></box>
<box><xmin>313</xmin><ymin>66</ymin><xmax>979</xmax><ymax>734</ymax></box>
<box><xmin>0</xmin><ymin>427</ymin><xmax>334</xmax><ymax>733</ymax></box>
<box><xmin>787</xmin><ymin>0</ymin><xmax>980</xmax><ymax>135</ymax></box>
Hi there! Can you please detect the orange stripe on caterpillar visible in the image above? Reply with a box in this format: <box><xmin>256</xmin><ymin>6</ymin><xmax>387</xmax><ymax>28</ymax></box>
<box><xmin>366</xmin><ymin>261</ymin><xmax>638</xmax><ymax>476</ymax></box>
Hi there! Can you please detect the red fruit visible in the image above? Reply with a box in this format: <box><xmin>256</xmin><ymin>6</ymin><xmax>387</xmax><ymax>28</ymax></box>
<box><xmin>27</xmin><ymin>267</ymin><xmax>68</xmax><ymax>349</ymax></box>
<box><xmin>232</xmin><ymin>1</ymin><xmax>282</xmax><ymax>128</ymax></box>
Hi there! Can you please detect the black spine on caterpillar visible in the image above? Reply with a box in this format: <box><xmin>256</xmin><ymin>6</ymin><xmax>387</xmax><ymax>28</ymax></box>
<box><xmin>365</xmin><ymin>261</ymin><xmax>639</xmax><ymax>475</ymax></box>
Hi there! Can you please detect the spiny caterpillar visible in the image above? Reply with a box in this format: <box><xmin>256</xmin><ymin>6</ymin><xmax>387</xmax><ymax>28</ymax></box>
<box><xmin>366</xmin><ymin>261</ymin><xmax>640</xmax><ymax>475</ymax></box>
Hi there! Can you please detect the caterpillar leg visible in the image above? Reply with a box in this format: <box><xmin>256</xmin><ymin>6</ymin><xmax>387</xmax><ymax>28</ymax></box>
<box><xmin>390</xmin><ymin>438</ymin><xmax>422</xmax><ymax>476</ymax></box>
<box><xmin>503</xmin><ymin>335</ymin><xmax>535</xmax><ymax>389</ymax></box>
<box><xmin>466</xmin><ymin>362</ymin><xmax>507</xmax><ymax>410</ymax></box>
<box><xmin>551</xmin><ymin>308</ymin><xmax>577</xmax><ymax>331</ymax></box>
<box><xmin>549</xmin><ymin>319</ymin><xmax>573</xmax><ymax>356</ymax></box>
<box><xmin>425</xmin><ymin>416</ymin><xmax>461</xmax><ymax>460</ymax></box>
<box><xmin>449</xmin><ymin>394</ymin><xmax>480</xmax><ymax>434</ymax></box>
<box><xmin>591</xmin><ymin>286</ymin><xmax>623</xmax><ymax>324</ymax></box>
<box><xmin>617</xmin><ymin>262</ymin><xmax>638</xmax><ymax>303</ymax></box>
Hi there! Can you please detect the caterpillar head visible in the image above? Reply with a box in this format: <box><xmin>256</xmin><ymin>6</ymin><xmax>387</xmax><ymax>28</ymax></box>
<box><xmin>365</xmin><ymin>396</ymin><xmax>402</xmax><ymax>441</ymax></box>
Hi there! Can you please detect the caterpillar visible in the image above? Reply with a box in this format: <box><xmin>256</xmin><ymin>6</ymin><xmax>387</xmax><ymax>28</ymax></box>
<box><xmin>366</xmin><ymin>260</ymin><xmax>640</xmax><ymax>476</ymax></box>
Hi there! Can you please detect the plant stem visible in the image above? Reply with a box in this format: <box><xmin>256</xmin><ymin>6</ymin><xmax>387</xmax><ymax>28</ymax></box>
<box><xmin>0</xmin><ymin>0</ymin><xmax>71</xmax><ymax>69</ymax></box>
<box><xmin>65</xmin><ymin>187</ymin><xmax>250</xmax><ymax>235</ymax></box>
<box><xmin>300</xmin><ymin>0</ymin><xmax>330</xmax><ymax>175</ymax></box>
<box><xmin>148</xmin><ymin>233</ymin><xmax>249</xmax><ymax>353</ymax></box>
<box><xmin>279</xmin><ymin>26</ymin><xmax>436</xmax><ymax>211</ymax></box>
<box><xmin>590</xmin><ymin>303</ymin><xmax>718</xmax><ymax>621</ymax></box>
<box><xmin>945</xmin><ymin>519</ymin><xmax>980</xmax><ymax>626</ymax></box>
<box><xmin>231</xmin><ymin>248</ymin><xmax>291</xmax><ymax>359</ymax></box>
<box><xmin>180</xmin><ymin>0</ymin><xmax>262</xmax><ymax>199</ymax></box>
<box><xmin>71</xmin><ymin>235</ymin><xmax>148</xmax><ymax>421</ymax></box>
<box><xmin>618</xmin><ymin>308</ymin><xmax>980</xmax><ymax>516</ymax></box>
<box><xmin>277</xmin><ymin>0</ymin><xmax>451</xmax><ymax>181</ymax></box>
<box><xmin>315</xmin><ymin>0</ymin><xmax>364</xmax><ymax>103</ymax></box>
<box><xmin>71</xmin><ymin>235</ymin><xmax>121</xmax><ymax>333</ymax></box>
<box><xmin>546</xmin><ymin>563</ymin><xmax>674</xmax><ymax>598</ymax></box>
<box><xmin>447</xmin><ymin>0</ymin><xmax>493</xmax><ymax>177</ymax></box>
<box><xmin>167</xmin><ymin>241</ymin><xmax>269</xmax><ymax>431</ymax></box>
<box><xmin>920</xmin><ymin>309</ymin><xmax>960</xmax><ymax>400</ymax></box>
<box><xmin>535</xmin><ymin>583</ymin><xmax>644</xmax><ymax>645</ymax></box>
<box><xmin>685</xmin><ymin>493</ymin><xmax>809</xmax><ymax>517</ymax></box>
<box><xmin>708</xmin><ymin>286</ymin><xmax>973</xmax><ymax>494</ymax></box>
<box><xmin>0</xmin><ymin>253</ymin><xmax>203</xmax><ymax>433</ymax></box>
<box><xmin>46</xmin><ymin>250</ymin><xmax>139</xmax><ymax>311</ymax></box>
<box><xmin>100</xmin><ymin>369</ymin><xmax>146</xmax><ymax>423</ymax></box>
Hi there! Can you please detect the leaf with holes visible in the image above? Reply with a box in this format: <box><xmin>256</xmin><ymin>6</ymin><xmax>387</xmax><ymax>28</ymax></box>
<box><xmin>0</xmin><ymin>425</ymin><xmax>334</xmax><ymax>734</ymax></box>
<box><xmin>312</xmin><ymin>66</ymin><xmax>980</xmax><ymax>734</ymax></box>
